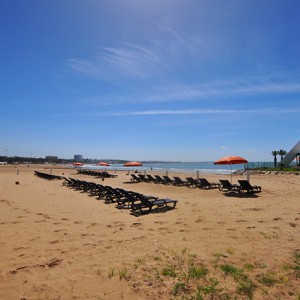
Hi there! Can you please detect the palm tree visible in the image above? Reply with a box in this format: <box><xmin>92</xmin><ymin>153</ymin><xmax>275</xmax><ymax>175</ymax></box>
<box><xmin>278</xmin><ymin>149</ymin><xmax>287</xmax><ymax>162</ymax></box>
<box><xmin>271</xmin><ymin>150</ymin><xmax>279</xmax><ymax>167</ymax></box>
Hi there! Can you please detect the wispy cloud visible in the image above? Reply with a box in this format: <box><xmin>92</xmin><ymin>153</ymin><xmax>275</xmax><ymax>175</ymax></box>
<box><xmin>147</xmin><ymin>79</ymin><xmax>300</xmax><ymax>103</ymax></box>
<box><xmin>66</xmin><ymin>59</ymin><xmax>102</xmax><ymax>77</ymax></box>
<box><xmin>78</xmin><ymin>78</ymin><xmax>300</xmax><ymax>106</ymax></box>
<box><xmin>66</xmin><ymin>42</ymin><xmax>165</xmax><ymax>79</ymax></box>
<box><xmin>65</xmin><ymin>14</ymin><xmax>205</xmax><ymax>80</ymax></box>
<box><xmin>68</xmin><ymin>106</ymin><xmax>300</xmax><ymax>118</ymax></box>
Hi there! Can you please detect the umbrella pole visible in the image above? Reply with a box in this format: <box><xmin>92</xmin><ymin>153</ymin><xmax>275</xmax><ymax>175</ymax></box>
<box><xmin>230</xmin><ymin>164</ymin><xmax>232</xmax><ymax>183</ymax></box>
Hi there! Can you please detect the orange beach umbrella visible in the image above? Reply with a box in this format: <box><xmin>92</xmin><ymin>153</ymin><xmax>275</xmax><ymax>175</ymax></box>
<box><xmin>214</xmin><ymin>156</ymin><xmax>248</xmax><ymax>182</ymax></box>
<box><xmin>97</xmin><ymin>162</ymin><xmax>110</xmax><ymax>166</ymax></box>
<box><xmin>214</xmin><ymin>156</ymin><xmax>248</xmax><ymax>165</ymax></box>
<box><xmin>123</xmin><ymin>161</ymin><xmax>142</xmax><ymax>167</ymax></box>
<box><xmin>73</xmin><ymin>162</ymin><xmax>83</xmax><ymax>166</ymax></box>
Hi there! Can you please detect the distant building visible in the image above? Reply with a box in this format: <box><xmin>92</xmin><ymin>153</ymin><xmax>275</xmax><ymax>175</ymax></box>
<box><xmin>74</xmin><ymin>154</ymin><xmax>83</xmax><ymax>162</ymax></box>
<box><xmin>45</xmin><ymin>156</ymin><xmax>58</xmax><ymax>162</ymax></box>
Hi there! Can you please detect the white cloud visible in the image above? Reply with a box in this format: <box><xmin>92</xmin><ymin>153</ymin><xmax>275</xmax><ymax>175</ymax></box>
<box><xmin>81</xmin><ymin>107</ymin><xmax>300</xmax><ymax>117</ymax></box>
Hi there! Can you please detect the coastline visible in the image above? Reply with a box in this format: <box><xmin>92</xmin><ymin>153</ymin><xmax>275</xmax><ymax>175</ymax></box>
<box><xmin>0</xmin><ymin>164</ymin><xmax>299</xmax><ymax>299</ymax></box>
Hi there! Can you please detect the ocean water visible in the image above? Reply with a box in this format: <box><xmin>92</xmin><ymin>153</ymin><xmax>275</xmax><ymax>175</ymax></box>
<box><xmin>81</xmin><ymin>162</ymin><xmax>247</xmax><ymax>175</ymax></box>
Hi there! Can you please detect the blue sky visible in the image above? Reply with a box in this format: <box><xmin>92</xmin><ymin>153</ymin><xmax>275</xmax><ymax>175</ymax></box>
<box><xmin>1</xmin><ymin>0</ymin><xmax>300</xmax><ymax>161</ymax></box>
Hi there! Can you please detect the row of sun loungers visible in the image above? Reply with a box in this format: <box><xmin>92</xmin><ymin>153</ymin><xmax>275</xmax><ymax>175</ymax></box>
<box><xmin>63</xmin><ymin>177</ymin><xmax>177</xmax><ymax>214</ymax></box>
<box><xmin>35</xmin><ymin>172</ymin><xmax>177</xmax><ymax>215</ymax></box>
<box><xmin>220</xmin><ymin>179</ymin><xmax>262</xmax><ymax>193</ymax></box>
<box><xmin>77</xmin><ymin>169</ymin><xmax>117</xmax><ymax>178</ymax></box>
<box><xmin>34</xmin><ymin>171</ymin><xmax>64</xmax><ymax>180</ymax></box>
<box><xmin>131</xmin><ymin>174</ymin><xmax>221</xmax><ymax>188</ymax></box>
<box><xmin>130</xmin><ymin>174</ymin><xmax>261</xmax><ymax>193</ymax></box>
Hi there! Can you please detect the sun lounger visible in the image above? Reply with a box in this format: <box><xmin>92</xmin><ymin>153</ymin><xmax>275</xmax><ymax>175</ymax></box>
<box><xmin>138</xmin><ymin>174</ymin><xmax>147</xmax><ymax>182</ymax></box>
<box><xmin>219</xmin><ymin>179</ymin><xmax>240</xmax><ymax>192</ymax></box>
<box><xmin>146</xmin><ymin>174</ymin><xmax>157</xmax><ymax>183</ymax></box>
<box><xmin>117</xmin><ymin>191</ymin><xmax>158</xmax><ymax>208</ymax></box>
<box><xmin>163</xmin><ymin>176</ymin><xmax>175</xmax><ymax>185</ymax></box>
<box><xmin>101</xmin><ymin>171</ymin><xmax>117</xmax><ymax>178</ymax></box>
<box><xmin>198</xmin><ymin>178</ymin><xmax>220</xmax><ymax>189</ymax></box>
<box><xmin>238</xmin><ymin>180</ymin><xmax>262</xmax><ymax>193</ymax></box>
<box><xmin>154</xmin><ymin>175</ymin><xmax>166</xmax><ymax>184</ymax></box>
<box><xmin>131</xmin><ymin>195</ymin><xmax>177</xmax><ymax>215</ymax></box>
<box><xmin>130</xmin><ymin>174</ymin><xmax>141</xmax><ymax>182</ymax></box>
<box><xmin>173</xmin><ymin>176</ymin><xmax>189</xmax><ymax>186</ymax></box>
<box><xmin>185</xmin><ymin>177</ymin><xmax>201</xmax><ymax>188</ymax></box>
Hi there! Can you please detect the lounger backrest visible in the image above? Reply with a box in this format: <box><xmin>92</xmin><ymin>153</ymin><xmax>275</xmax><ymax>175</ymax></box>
<box><xmin>238</xmin><ymin>180</ymin><xmax>251</xmax><ymax>188</ymax></box>
<box><xmin>220</xmin><ymin>179</ymin><xmax>231</xmax><ymax>188</ymax></box>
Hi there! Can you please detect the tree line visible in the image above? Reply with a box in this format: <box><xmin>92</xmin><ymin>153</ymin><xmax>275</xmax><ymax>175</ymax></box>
<box><xmin>271</xmin><ymin>149</ymin><xmax>287</xmax><ymax>167</ymax></box>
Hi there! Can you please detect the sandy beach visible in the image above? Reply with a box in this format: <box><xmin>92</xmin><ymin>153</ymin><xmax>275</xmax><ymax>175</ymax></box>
<box><xmin>0</xmin><ymin>164</ymin><xmax>299</xmax><ymax>299</ymax></box>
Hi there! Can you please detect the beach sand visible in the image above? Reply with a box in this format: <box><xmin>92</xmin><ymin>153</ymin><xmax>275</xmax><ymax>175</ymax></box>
<box><xmin>0</xmin><ymin>165</ymin><xmax>299</xmax><ymax>299</ymax></box>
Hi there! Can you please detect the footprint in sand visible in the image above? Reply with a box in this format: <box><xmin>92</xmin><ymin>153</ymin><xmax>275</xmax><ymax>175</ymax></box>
<box><xmin>89</xmin><ymin>223</ymin><xmax>99</xmax><ymax>227</ymax></box>
<box><xmin>29</xmin><ymin>237</ymin><xmax>41</xmax><ymax>241</ymax></box>
<box><xmin>195</xmin><ymin>219</ymin><xmax>204</xmax><ymax>223</ymax></box>
<box><xmin>81</xmin><ymin>233</ymin><xmax>93</xmax><ymax>237</ymax></box>
<box><xmin>0</xmin><ymin>199</ymin><xmax>11</xmax><ymax>206</ymax></box>
<box><xmin>36</xmin><ymin>213</ymin><xmax>51</xmax><ymax>219</ymax></box>
<box><xmin>49</xmin><ymin>240</ymin><xmax>60</xmax><ymax>244</ymax></box>
<box><xmin>13</xmin><ymin>246</ymin><xmax>30</xmax><ymax>251</ymax></box>
<box><xmin>154</xmin><ymin>221</ymin><xmax>166</xmax><ymax>225</ymax></box>
<box><xmin>131</xmin><ymin>222</ymin><xmax>142</xmax><ymax>227</ymax></box>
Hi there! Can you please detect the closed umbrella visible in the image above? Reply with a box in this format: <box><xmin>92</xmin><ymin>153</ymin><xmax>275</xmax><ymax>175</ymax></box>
<box><xmin>73</xmin><ymin>162</ymin><xmax>83</xmax><ymax>167</ymax></box>
<box><xmin>214</xmin><ymin>156</ymin><xmax>248</xmax><ymax>183</ymax></box>
<box><xmin>123</xmin><ymin>161</ymin><xmax>142</xmax><ymax>167</ymax></box>
<box><xmin>97</xmin><ymin>162</ymin><xmax>110</xmax><ymax>166</ymax></box>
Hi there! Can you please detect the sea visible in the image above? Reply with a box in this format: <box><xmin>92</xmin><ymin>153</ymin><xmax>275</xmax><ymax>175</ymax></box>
<box><xmin>79</xmin><ymin>162</ymin><xmax>249</xmax><ymax>175</ymax></box>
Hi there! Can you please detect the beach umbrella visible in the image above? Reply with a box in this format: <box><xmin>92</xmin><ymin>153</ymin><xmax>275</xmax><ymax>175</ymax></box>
<box><xmin>123</xmin><ymin>161</ymin><xmax>142</xmax><ymax>167</ymax></box>
<box><xmin>214</xmin><ymin>156</ymin><xmax>248</xmax><ymax>183</ymax></box>
<box><xmin>73</xmin><ymin>162</ymin><xmax>83</xmax><ymax>167</ymax></box>
<box><xmin>97</xmin><ymin>162</ymin><xmax>110</xmax><ymax>166</ymax></box>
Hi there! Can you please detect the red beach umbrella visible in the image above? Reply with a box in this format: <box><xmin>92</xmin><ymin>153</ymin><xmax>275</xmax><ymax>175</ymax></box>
<box><xmin>123</xmin><ymin>161</ymin><xmax>142</xmax><ymax>167</ymax></box>
<box><xmin>97</xmin><ymin>162</ymin><xmax>110</xmax><ymax>166</ymax></box>
<box><xmin>214</xmin><ymin>156</ymin><xmax>248</xmax><ymax>165</ymax></box>
<box><xmin>214</xmin><ymin>156</ymin><xmax>248</xmax><ymax>182</ymax></box>
<box><xmin>73</xmin><ymin>162</ymin><xmax>83</xmax><ymax>167</ymax></box>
